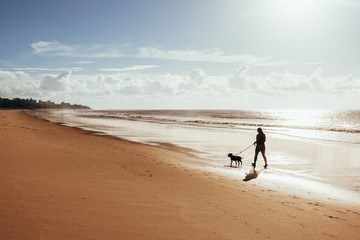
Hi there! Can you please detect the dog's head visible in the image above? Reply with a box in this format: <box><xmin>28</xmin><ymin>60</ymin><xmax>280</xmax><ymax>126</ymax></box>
<box><xmin>227</xmin><ymin>153</ymin><xmax>233</xmax><ymax>157</ymax></box>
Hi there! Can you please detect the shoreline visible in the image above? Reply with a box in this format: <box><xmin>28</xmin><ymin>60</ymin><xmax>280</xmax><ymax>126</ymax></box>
<box><xmin>25</xmin><ymin>110</ymin><xmax>204</xmax><ymax>160</ymax></box>
<box><xmin>1</xmin><ymin>110</ymin><xmax>360</xmax><ymax>239</ymax></box>
<box><xmin>26</xmin><ymin>109</ymin><xmax>360</xmax><ymax>204</ymax></box>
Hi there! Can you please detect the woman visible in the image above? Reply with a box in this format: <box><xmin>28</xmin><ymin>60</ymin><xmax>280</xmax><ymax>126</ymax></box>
<box><xmin>252</xmin><ymin>127</ymin><xmax>268</xmax><ymax>169</ymax></box>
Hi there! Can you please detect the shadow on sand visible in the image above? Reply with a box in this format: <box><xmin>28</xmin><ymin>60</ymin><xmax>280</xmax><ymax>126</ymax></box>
<box><xmin>223</xmin><ymin>164</ymin><xmax>242</xmax><ymax>169</ymax></box>
<box><xmin>243</xmin><ymin>169</ymin><xmax>263</xmax><ymax>181</ymax></box>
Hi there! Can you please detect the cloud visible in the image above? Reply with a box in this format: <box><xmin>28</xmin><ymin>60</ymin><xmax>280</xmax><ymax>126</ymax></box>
<box><xmin>308</xmin><ymin>67</ymin><xmax>323</xmax><ymax>90</ymax></box>
<box><xmin>137</xmin><ymin>47</ymin><xmax>268</xmax><ymax>64</ymax></box>
<box><xmin>0</xmin><ymin>70</ymin><xmax>31</xmax><ymax>80</ymax></box>
<box><xmin>40</xmin><ymin>70</ymin><xmax>71</xmax><ymax>91</ymax></box>
<box><xmin>99</xmin><ymin>65</ymin><xmax>160</xmax><ymax>72</ymax></box>
<box><xmin>1</xmin><ymin>66</ymin><xmax>359</xmax><ymax>109</ymax></box>
<box><xmin>4</xmin><ymin>67</ymin><xmax>82</xmax><ymax>72</ymax></box>
<box><xmin>225</xmin><ymin>66</ymin><xmax>360</xmax><ymax>98</ymax></box>
<box><xmin>30</xmin><ymin>41</ymin><xmax>124</xmax><ymax>58</ymax></box>
<box><xmin>42</xmin><ymin>68</ymin><xmax>360</xmax><ymax>102</ymax></box>
<box><xmin>31</xmin><ymin>41</ymin><xmax>74</xmax><ymax>55</ymax></box>
<box><xmin>30</xmin><ymin>41</ymin><xmax>275</xmax><ymax>65</ymax></box>
<box><xmin>143</xmin><ymin>80</ymin><xmax>174</xmax><ymax>95</ymax></box>
<box><xmin>0</xmin><ymin>70</ymin><xmax>18</xmax><ymax>80</ymax></box>
<box><xmin>228</xmin><ymin>66</ymin><xmax>250</xmax><ymax>89</ymax></box>
<box><xmin>264</xmin><ymin>71</ymin><xmax>312</xmax><ymax>93</ymax></box>
<box><xmin>116</xmin><ymin>74</ymin><xmax>178</xmax><ymax>96</ymax></box>
<box><xmin>75</xmin><ymin>61</ymin><xmax>93</xmax><ymax>64</ymax></box>
<box><xmin>189</xmin><ymin>68</ymin><xmax>206</xmax><ymax>85</ymax></box>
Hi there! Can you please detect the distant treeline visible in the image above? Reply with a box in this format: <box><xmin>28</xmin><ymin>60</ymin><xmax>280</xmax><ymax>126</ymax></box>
<box><xmin>0</xmin><ymin>97</ymin><xmax>90</xmax><ymax>110</ymax></box>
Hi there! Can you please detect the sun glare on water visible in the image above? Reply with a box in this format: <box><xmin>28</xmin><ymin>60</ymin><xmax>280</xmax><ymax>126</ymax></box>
<box><xmin>271</xmin><ymin>109</ymin><xmax>329</xmax><ymax>128</ymax></box>
<box><xmin>265</xmin><ymin>109</ymin><xmax>333</xmax><ymax>141</ymax></box>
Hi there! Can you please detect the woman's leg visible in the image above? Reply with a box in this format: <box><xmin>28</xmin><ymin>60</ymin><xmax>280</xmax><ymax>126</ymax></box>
<box><xmin>253</xmin><ymin>148</ymin><xmax>260</xmax><ymax>167</ymax></box>
<box><xmin>261</xmin><ymin>149</ymin><xmax>267</xmax><ymax>167</ymax></box>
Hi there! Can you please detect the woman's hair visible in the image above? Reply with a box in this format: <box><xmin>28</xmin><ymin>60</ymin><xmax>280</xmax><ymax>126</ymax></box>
<box><xmin>257</xmin><ymin>127</ymin><xmax>263</xmax><ymax>134</ymax></box>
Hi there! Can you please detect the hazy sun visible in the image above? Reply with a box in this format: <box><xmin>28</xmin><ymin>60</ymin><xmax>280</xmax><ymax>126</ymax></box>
<box><xmin>277</xmin><ymin>0</ymin><xmax>315</xmax><ymax>13</ymax></box>
<box><xmin>271</xmin><ymin>0</ymin><xmax>323</xmax><ymax>21</ymax></box>
<box><xmin>262</xmin><ymin>0</ymin><xmax>328</xmax><ymax>34</ymax></box>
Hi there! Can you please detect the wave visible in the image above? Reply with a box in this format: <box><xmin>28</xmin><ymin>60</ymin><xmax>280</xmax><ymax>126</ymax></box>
<box><xmin>76</xmin><ymin>111</ymin><xmax>360</xmax><ymax>135</ymax></box>
<box><xmin>30</xmin><ymin>109</ymin><xmax>358</xmax><ymax>145</ymax></box>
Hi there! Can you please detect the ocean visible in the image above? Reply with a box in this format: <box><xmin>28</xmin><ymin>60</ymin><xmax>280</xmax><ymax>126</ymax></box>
<box><xmin>28</xmin><ymin>109</ymin><xmax>360</xmax><ymax>203</ymax></box>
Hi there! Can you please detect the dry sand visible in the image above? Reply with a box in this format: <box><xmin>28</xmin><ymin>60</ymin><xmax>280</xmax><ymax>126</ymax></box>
<box><xmin>0</xmin><ymin>110</ymin><xmax>359</xmax><ymax>239</ymax></box>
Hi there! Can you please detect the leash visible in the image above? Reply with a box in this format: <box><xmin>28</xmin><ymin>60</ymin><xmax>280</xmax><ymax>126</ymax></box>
<box><xmin>234</xmin><ymin>144</ymin><xmax>253</xmax><ymax>156</ymax></box>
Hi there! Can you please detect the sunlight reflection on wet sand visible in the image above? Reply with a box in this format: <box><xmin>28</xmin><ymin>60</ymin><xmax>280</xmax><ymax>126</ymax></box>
<box><xmin>28</xmin><ymin>109</ymin><xmax>360</xmax><ymax>205</ymax></box>
<box><xmin>194</xmin><ymin>164</ymin><xmax>360</xmax><ymax>205</ymax></box>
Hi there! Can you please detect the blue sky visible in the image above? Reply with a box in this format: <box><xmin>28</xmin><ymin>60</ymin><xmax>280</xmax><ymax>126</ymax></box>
<box><xmin>1</xmin><ymin>0</ymin><xmax>360</xmax><ymax>109</ymax></box>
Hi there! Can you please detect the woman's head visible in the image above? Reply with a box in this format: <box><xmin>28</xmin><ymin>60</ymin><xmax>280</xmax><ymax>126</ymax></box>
<box><xmin>257</xmin><ymin>127</ymin><xmax>263</xmax><ymax>134</ymax></box>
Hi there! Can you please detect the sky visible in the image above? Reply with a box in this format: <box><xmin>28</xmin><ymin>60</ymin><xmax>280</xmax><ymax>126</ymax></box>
<box><xmin>1</xmin><ymin>0</ymin><xmax>360</xmax><ymax>110</ymax></box>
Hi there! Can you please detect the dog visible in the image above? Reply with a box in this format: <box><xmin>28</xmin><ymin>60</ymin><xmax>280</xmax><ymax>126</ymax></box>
<box><xmin>227</xmin><ymin>153</ymin><xmax>243</xmax><ymax>167</ymax></box>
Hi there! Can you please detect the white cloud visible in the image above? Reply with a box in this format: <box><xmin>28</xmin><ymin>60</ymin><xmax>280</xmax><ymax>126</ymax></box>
<box><xmin>75</xmin><ymin>61</ymin><xmax>93</xmax><ymax>64</ymax></box>
<box><xmin>189</xmin><ymin>68</ymin><xmax>206</xmax><ymax>85</ymax></box>
<box><xmin>30</xmin><ymin>41</ymin><xmax>124</xmax><ymax>58</ymax></box>
<box><xmin>307</xmin><ymin>67</ymin><xmax>323</xmax><ymax>90</ymax></box>
<box><xmin>7</xmin><ymin>67</ymin><xmax>82</xmax><ymax>72</ymax></box>
<box><xmin>31</xmin><ymin>41</ymin><xmax>74</xmax><ymax>55</ymax></box>
<box><xmin>143</xmin><ymin>80</ymin><xmax>174</xmax><ymax>95</ymax></box>
<box><xmin>29</xmin><ymin>41</ymin><xmax>277</xmax><ymax>66</ymax></box>
<box><xmin>118</xmin><ymin>84</ymin><xmax>143</xmax><ymax>96</ymax></box>
<box><xmin>228</xmin><ymin>66</ymin><xmax>250</xmax><ymax>89</ymax></box>
<box><xmin>1</xmin><ymin>66</ymin><xmax>359</xmax><ymax>109</ymax></box>
<box><xmin>0</xmin><ymin>70</ymin><xmax>31</xmax><ymax>80</ymax></box>
<box><xmin>263</xmin><ymin>71</ymin><xmax>311</xmax><ymax>93</ymax></box>
<box><xmin>225</xmin><ymin>66</ymin><xmax>360</xmax><ymax>100</ymax></box>
<box><xmin>40</xmin><ymin>70</ymin><xmax>71</xmax><ymax>91</ymax></box>
<box><xmin>99</xmin><ymin>65</ymin><xmax>160</xmax><ymax>72</ymax></box>
<box><xmin>0</xmin><ymin>70</ymin><xmax>17</xmax><ymax>80</ymax></box>
<box><xmin>137</xmin><ymin>47</ymin><xmax>268</xmax><ymax>64</ymax></box>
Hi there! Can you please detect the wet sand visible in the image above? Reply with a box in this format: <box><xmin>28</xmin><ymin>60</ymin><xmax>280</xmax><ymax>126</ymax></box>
<box><xmin>1</xmin><ymin>110</ymin><xmax>359</xmax><ymax>239</ymax></box>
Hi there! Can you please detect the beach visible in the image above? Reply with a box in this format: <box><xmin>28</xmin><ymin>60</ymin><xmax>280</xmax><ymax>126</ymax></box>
<box><xmin>1</xmin><ymin>110</ymin><xmax>360</xmax><ymax>239</ymax></box>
